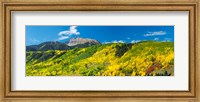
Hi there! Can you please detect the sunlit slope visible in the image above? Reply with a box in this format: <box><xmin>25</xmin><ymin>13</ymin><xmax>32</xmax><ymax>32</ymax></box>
<box><xmin>26</xmin><ymin>41</ymin><xmax>174</xmax><ymax>76</ymax></box>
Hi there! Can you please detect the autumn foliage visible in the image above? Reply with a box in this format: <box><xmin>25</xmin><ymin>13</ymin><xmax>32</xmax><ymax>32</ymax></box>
<box><xmin>26</xmin><ymin>41</ymin><xmax>174</xmax><ymax>76</ymax></box>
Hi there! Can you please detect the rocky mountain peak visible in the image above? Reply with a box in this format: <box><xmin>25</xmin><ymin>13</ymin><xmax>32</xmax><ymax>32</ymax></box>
<box><xmin>67</xmin><ymin>37</ymin><xmax>101</xmax><ymax>46</ymax></box>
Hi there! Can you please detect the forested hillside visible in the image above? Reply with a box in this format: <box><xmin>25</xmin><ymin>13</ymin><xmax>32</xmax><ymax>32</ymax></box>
<box><xmin>26</xmin><ymin>41</ymin><xmax>174</xmax><ymax>76</ymax></box>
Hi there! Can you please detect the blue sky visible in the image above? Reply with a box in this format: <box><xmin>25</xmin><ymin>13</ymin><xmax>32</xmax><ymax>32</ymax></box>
<box><xmin>26</xmin><ymin>26</ymin><xmax>174</xmax><ymax>46</ymax></box>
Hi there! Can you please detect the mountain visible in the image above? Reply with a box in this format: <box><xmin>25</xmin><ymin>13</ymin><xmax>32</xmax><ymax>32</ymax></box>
<box><xmin>26</xmin><ymin>37</ymin><xmax>101</xmax><ymax>51</ymax></box>
<box><xmin>26</xmin><ymin>41</ymin><xmax>71</xmax><ymax>51</ymax></box>
<box><xmin>38</xmin><ymin>41</ymin><xmax>71</xmax><ymax>51</ymax></box>
<box><xmin>67</xmin><ymin>37</ymin><xmax>101</xmax><ymax>46</ymax></box>
<box><xmin>26</xmin><ymin>41</ymin><xmax>174</xmax><ymax>76</ymax></box>
<box><xmin>26</xmin><ymin>45</ymin><xmax>38</xmax><ymax>51</ymax></box>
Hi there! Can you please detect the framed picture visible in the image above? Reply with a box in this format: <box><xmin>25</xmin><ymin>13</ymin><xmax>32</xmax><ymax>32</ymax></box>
<box><xmin>1</xmin><ymin>0</ymin><xmax>199</xmax><ymax>100</ymax></box>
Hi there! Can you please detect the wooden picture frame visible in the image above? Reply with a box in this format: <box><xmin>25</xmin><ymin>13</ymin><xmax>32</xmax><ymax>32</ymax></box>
<box><xmin>0</xmin><ymin>0</ymin><xmax>199</xmax><ymax>100</ymax></box>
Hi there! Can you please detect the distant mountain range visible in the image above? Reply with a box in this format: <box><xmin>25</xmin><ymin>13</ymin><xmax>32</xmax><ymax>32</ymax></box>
<box><xmin>26</xmin><ymin>37</ymin><xmax>101</xmax><ymax>51</ymax></box>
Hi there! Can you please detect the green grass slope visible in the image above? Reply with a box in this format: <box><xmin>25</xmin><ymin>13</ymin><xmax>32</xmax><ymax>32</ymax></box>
<box><xmin>26</xmin><ymin>41</ymin><xmax>174</xmax><ymax>76</ymax></box>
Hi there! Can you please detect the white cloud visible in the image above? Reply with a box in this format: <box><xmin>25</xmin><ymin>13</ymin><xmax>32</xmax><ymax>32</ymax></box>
<box><xmin>162</xmin><ymin>38</ymin><xmax>171</xmax><ymax>42</ymax></box>
<box><xmin>30</xmin><ymin>38</ymin><xmax>40</xmax><ymax>43</ymax></box>
<box><xmin>58</xmin><ymin>26</ymin><xmax>80</xmax><ymax>36</ymax></box>
<box><xmin>154</xmin><ymin>38</ymin><xmax>159</xmax><ymax>41</ymax></box>
<box><xmin>58</xmin><ymin>36</ymin><xmax>69</xmax><ymax>40</ymax></box>
<box><xmin>57</xmin><ymin>26</ymin><xmax>80</xmax><ymax>40</ymax></box>
<box><xmin>131</xmin><ymin>40</ymin><xmax>141</xmax><ymax>43</ymax></box>
<box><xmin>112</xmin><ymin>40</ymin><xmax>124</xmax><ymax>43</ymax></box>
<box><xmin>144</xmin><ymin>31</ymin><xmax>166</xmax><ymax>37</ymax></box>
<box><xmin>103</xmin><ymin>42</ymin><xmax>110</xmax><ymax>44</ymax></box>
<box><xmin>127</xmin><ymin>37</ymin><xmax>130</xmax><ymax>40</ymax></box>
<box><xmin>103</xmin><ymin>40</ymin><xmax>125</xmax><ymax>44</ymax></box>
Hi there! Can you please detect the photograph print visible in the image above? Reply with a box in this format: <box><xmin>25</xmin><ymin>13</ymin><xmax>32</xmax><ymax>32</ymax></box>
<box><xmin>26</xmin><ymin>26</ymin><xmax>174</xmax><ymax>76</ymax></box>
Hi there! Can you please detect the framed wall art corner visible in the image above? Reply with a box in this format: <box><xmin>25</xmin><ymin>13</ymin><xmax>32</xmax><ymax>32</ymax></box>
<box><xmin>0</xmin><ymin>0</ymin><xmax>199</xmax><ymax>100</ymax></box>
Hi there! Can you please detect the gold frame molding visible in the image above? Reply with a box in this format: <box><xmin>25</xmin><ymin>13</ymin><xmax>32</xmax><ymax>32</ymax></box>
<box><xmin>1</xmin><ymin>0</ymin><xmax>199</xmax><ymax>99</ymax></box>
